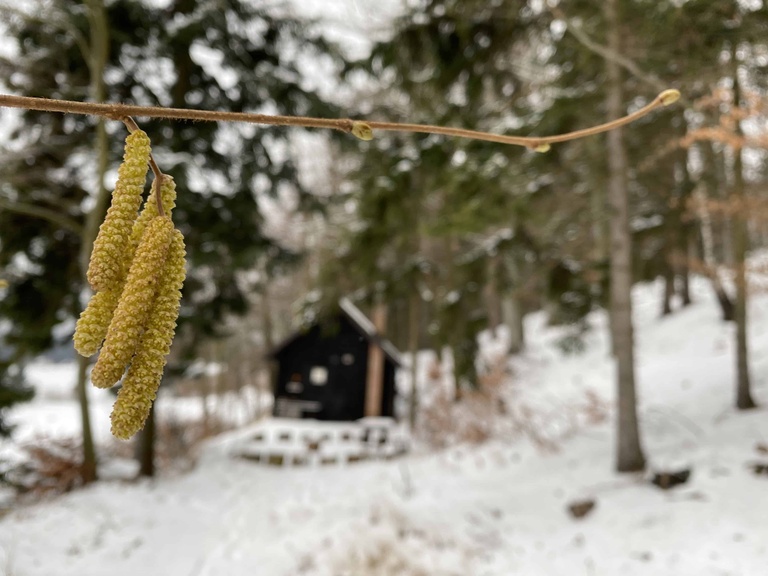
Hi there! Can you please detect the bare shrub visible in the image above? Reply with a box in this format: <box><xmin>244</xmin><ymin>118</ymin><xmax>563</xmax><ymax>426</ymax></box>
<box><xmin>303</xmin><ymin>502</ymin><xmax>479</xmax><ymax>576</ymax></box>
<box><xmin>419</xmin><ymin>352</ymin><xmax>609</xmax><ymax>453</ymax></box>
<box><xmin>154</xmin><ymin>412</ymin><xmax>234</xmax><ymax>471</ymax></box>
<box><xmin>419</xmin><ymin>357</ymin><xmax>508</xmax><ymax>448</ymax></box>
<box><xmin>1</xmin><ymin>437</ymin><xmax>84</xmax><ymax>498</ymax></box>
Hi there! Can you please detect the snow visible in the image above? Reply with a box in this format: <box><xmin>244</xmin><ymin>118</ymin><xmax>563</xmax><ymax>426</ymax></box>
<box><xmin>2</xmin><ymin>276</ymin><xmax>768</xmax><ymax>575</ymax></box>
<box><xmin>6</xmin><ymin>362</ymin><xmax>114</xmax><ymax>445</ymax></box>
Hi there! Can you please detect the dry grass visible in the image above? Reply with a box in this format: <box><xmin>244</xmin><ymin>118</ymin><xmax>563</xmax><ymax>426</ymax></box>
<box><xmin>2</xmin><ymin>437</ymin><xmax>84</xmax><ymax>499</ymax></box>
<box><xmin>418</xmin><ymin>355</ymin><xmax>609</xmax><ymax>453</ymax></box>
<box><xmin>301</xmin><ymin>502</ymin><xmax>480</xmax><ymax>576</ymax></box>
<box><xmin>419</xmin><ymin>357</ymin><xmax>510</xmax><ymax>448</ymax></box>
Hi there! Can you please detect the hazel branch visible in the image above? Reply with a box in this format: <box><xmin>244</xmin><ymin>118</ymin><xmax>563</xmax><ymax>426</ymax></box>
<box><xmin>0</xmin><ymin>90</ymin><xmax>680</xmax><ymax>150</ymax></box>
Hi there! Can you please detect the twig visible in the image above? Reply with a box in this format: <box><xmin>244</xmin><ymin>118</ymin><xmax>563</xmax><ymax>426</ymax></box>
<box><xmin>546</xmin><ymin>3</ymin><xmax>674</xmax><ymax>98</ymax></box>
<box><xmin>0</xmin><ymin>90</ymin><xmax>680</xmax><ymax>150</ymax></box>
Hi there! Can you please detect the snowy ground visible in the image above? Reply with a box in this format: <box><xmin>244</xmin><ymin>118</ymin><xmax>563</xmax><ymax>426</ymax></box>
<box><xmin>1</xmin><ymin>277</ymin><xmax>768</xmax><ymax>576</ymax></box>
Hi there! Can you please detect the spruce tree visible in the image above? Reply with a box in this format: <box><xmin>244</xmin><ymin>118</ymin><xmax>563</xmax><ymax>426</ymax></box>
<box><xmin>330</xmin><ymin>0</ymin><xmax>548</xmax><ymax>391</ymax></box>
<box><xmin>0</xmin><ymin>363</ymin><xmax>34</xmax><ymax>438</ymax></box>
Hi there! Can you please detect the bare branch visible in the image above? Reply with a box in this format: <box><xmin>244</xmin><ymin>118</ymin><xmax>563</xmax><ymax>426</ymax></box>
<box><xmin>0</xmin><ymin>90</ymin><xmax>680</xmax><ymax>151</ymax></box>
<box><xmin>547</xmin><ymin>3</ymin><xmax>677</xmax><ymax>99</ymax></box>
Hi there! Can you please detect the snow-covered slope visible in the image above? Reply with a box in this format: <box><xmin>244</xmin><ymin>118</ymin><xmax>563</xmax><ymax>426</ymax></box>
<box><xmin>1</xmin><ymin>277</ymin><xmax>767</xmax><ymax>576</ymax></box>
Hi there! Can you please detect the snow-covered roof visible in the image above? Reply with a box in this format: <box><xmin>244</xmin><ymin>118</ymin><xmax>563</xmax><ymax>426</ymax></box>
<box><xmin>269</xmin><ymin>297</ymin><xmax>403</xmax><ymax>367</ymax></box>
<box><xmin>338</xmin><ymin>297</ymin><xmax>402</xmax><ymax>367</ymax></box>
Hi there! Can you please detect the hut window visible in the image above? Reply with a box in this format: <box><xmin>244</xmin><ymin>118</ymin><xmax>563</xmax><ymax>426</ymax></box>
<box><xmin>341</xmin><ymin>353</ymin><xmax>355</xmax><ymax>366</ymax></box>
<box><xmin>286</xmin><ymin>380</ymin><xmax>303</xmax><ymax>393</ymax></box>
<box><xmin>310</xmin><ymin>366</ymin><xmax>328</xmax><ymax>386</ymax></box>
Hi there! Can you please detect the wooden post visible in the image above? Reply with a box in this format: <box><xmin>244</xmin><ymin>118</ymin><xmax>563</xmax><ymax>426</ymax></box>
<box><xmin>364</xmin><ymin>301</ymin><xmax>387</xmax><ymax>417</ymax></box>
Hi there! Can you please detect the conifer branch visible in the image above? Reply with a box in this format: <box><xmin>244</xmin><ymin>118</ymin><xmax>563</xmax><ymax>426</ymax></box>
<box><xmin>0</xmin><ymin>196</ymin><xmax>83</xmax><ymax>234</ymax></box>
<box><xmin>0</xmin><ymin>90</ymin><xmax>679</xmax><ymax>150</ymax></box>
<box><xmin>0</xmin><ymin>3</ymin><xmax>91</xmax><ymax>70</ymax></box>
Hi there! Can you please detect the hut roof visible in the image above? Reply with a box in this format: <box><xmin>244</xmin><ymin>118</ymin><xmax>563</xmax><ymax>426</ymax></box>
<box><xmin>270</xmin><ymin>297</ymin><xmax>403</xmax><ymax>367</ymax></box>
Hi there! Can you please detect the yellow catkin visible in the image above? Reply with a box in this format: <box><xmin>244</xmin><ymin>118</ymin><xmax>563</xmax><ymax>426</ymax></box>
<box><xmin>76</xmin><ymin>175</ymin><xmax>177</xmax><ymax>357</ymax></box>
<box><xmin>73</xmin><ymin>289</ymin><xmax>121</xmax><ymax>357</ymax></box>
<box><xmin>111</xmin><ymin>230</ymin><xmax>186</xmax><ymax>439</ymax></box>
<box><xmin>91</xmin><ymin>216</ymin><xmax>174</xmax><ymax>388</ymax></box>
<box><xmin>129</xmin><ymin>175</ymin><xmax>177</xmax><ymax>256</ymax></box>
<box><xmin>86</xmin><ymin>130</ymin><xmax>151</xmax><ymax>292</ymax></box>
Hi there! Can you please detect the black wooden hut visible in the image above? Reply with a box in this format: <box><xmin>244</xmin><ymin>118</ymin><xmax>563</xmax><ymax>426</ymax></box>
<box><xmin>270</xmin><ymin>298</ymin><xmax>401</xmax><ymax>421</ymax></box>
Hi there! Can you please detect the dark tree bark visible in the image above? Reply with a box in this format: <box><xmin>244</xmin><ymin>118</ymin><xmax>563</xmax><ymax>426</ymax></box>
<box><xmin>606</xmin><ymin>0</ymin><xmax>646</xmax><ymax>473</ymax></box>
<box><xmin>712</xmin><ymin>273</ymin><xmax>736</xmax><ymax>322</ymax></box>
<box><xmin>677</xmin><ymin>143</ymin><xmax>694</xmax><ymax>307</ymax></box>
<box><xmin>135</xmin><ymin>403</ymin><xmax>156</xmax><ymax>477</ymax></box>
<box><xmin>662</xmin><ymin>262</ymin><xmax>674</xmax><ymax>316</ymax></box>
<box><xmin>408</xmin><ymin>291</ymin><xmax>421</xmax><ymax>430</ymax></box>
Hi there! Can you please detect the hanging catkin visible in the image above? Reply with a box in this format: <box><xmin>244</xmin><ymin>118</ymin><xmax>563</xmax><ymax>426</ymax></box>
<box><xmin>129</xmin><ymin>175</ymin><xmax>177</xmax><ymax>254</ymax></box>
<box><xmin>86</xmin><ymin>129</ymin><xmax>151</xmax><ymax>292</ymax></box>
<box><xmin>110</xmin><ymin>229</ymin><xmax>186</xmax><ymax>439</ymax></box>
<box><xmin>90</xmin><ymin>216</ymin><xmax>174</xmax><ymax>388</ymax></box>
<box><xmin>75</xmin><ymin>124</ymin><xmax>188</xmax><ymax>439</ymax></box>
<box><xmin>73</xmin><ymin>289</ymin><xmax>121</xmax><ymax>357</ymax></box>
<box><xmin>74</xmin><ymin>176</ymin><xmax>177</xmax><ymax>358</ymax></box>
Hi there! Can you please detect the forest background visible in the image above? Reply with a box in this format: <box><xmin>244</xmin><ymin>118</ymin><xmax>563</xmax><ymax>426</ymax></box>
<box><xmin>0</xmin><ymin>0</ymin><xmax>767</xmax><ymax>483</ymax></box>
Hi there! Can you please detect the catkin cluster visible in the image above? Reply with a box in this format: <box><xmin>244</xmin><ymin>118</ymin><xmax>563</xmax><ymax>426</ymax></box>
<box><xmin>74</xmin><ymin>129</ymin><xmax>186</xmax><ymax>440</ymax></box>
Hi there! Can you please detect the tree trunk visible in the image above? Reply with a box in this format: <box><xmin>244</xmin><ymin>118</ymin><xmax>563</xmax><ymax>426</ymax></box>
<box><xmin>485</xmin><ymin>254</ymin><xmax>502</xmax><ymax>336</ymax></box>
<box><xmin>502</xmin><ymin>294</ymin><xmax>525</xmax><ymax>354</ymax></box>
<box><xmin>75</xmin><ymin>356</ymin><xmax>97</xmax><ymax>483</ymax></box>
<box><xmin>661</xmin><ymin>262</ymin><xmax>674</xmax><ymax>316</ymax></box>
<box><xmin>408</xmin><ymin>291</ymin><xmax>420</xmax><ymax>430</ymax></box>
<box><xmin>135</xmin><ymin>403</ymin><xmax>156</xmax><ymax>477</ymax></box>
<box><xmin>676</xmin><ymin>144</ymin><xmax>694</xmax><ymax>307</ymax></box>
<box><xmin>199</xmin><ymin>376</ymin><xmax>210</xmax><ymax>436</ymax></box>
<box><xmin>502</xmin><ymin>254</ymin><xmax>525</xmax><ymax>354</ymax></box>
<box><xmin>713</xmin><ymin>143</ymin><xmax>733</xmax><ymax>266</ymax></box>
<box><xmin>696</xmin><ymin>146</ymin><xmax>735</xmax><ymax>321</ymax></box>
<box><xmin>678</xmin><ymin>230</ymin><xmax>693</xmax><ymax>307</ymax></box>
<box><xmin>364</xmin><ymin>300</ymin><xmax>387</xmax><ymax>417</ymax></box>
<box><xmin>605</xmin><ymin>0</ymin><xmax>645</xmax><ymax>473</ymax></box>
<box><xmin>711</xmin><ymin>271</ymin><xmax>736</xmax><ymax>322</ymax></box>
<box><xmin>261</xmin><ymin>282</ymin><xmax>276</xmax><ymax>408</ymax></box>
<box><xmin>731</xmin><ymin>53</ymin><xmax>757</xmax><ymax>410</ymax></box>
<box><xmin>74</xmin><ymin>0</ymin><xmax>112</xmax><ymax>484</ymax></box>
